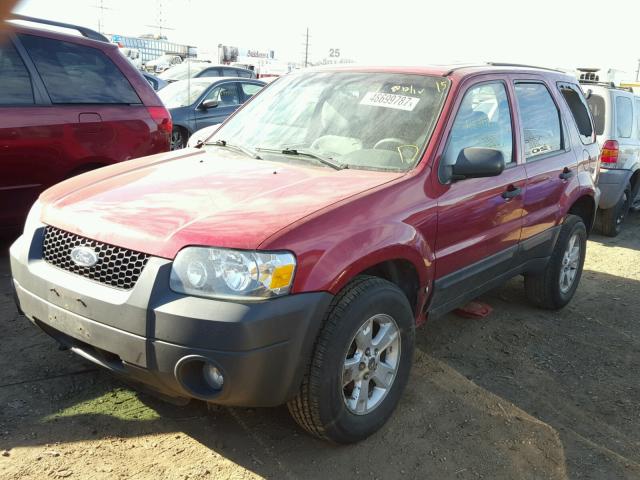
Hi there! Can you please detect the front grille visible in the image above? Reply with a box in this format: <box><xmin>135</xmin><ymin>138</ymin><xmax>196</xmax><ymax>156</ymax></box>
<box><xmin>42</xmin><ymin>226</ymin><xmax>149</xmax><ymax>290</ymax></box>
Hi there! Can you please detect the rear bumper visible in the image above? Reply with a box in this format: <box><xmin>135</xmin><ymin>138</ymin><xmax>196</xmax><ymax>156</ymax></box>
<box><xmin>597</xmin><ymin>168</ymin><xmax>632</xmax><ymax>210</ymax></box>
<box><xmin>10</xmin><ymin>229</ymin><xmax>332</xmax><ymax>407</ymax></box>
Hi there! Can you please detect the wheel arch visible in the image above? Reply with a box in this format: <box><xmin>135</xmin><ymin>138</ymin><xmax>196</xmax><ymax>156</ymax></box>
<box><xmin>567</xmin><ymin>194</ymin><xmax>596</xmax><ymax>233</ymax></box>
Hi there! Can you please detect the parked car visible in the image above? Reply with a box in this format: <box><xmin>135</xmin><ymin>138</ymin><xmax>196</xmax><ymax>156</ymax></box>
<box><xmin>142</xmin><ymin>72</ymin><xmax>168</xmax><ymax>91</ymax></box>
<box><xmin>579</xmin><ymin>77</ymin><xmax>640</xmax><ymax>236</ymax></box>
<box><xmin>145</xmin><ymin>53</ymin><xmax>182</xmax><ymax>73</ymax></box>
<box><xmin>119</xmin><ymin>47</ymin><xmax>142</xmax><ymax>70</ymax></box>
<box><xmin>158</xmin><ymin>62</ymin><xmax>256</xmax><ymax>82</ymax></box>
<box><xmin>11</xmin><ymin>64</ymin><xmax>599</xmax><ymax>444</ymax></box>
<box><xmin>158</xmin><ymin>77</ymin><xmax>265</xmax><ymax>149</ymax></box>
<box><xmin>0</xmin><ymin>15</ymin><xmax>172</xmax><ymax>234</ymax></box>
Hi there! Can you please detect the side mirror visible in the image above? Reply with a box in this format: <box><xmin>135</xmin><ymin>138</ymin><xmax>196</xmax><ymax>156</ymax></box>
<box><xmin>584</xmin><ymin>88</ymin><xmax>593</xmax><ymax>100</ymax></box>
<box><xmin>200</xmin><ymin>99</ymin><xmax>219</xmax><ymax>110</ymax></box>
<box><xmin>450</xmin><ymin>147</ymin><xmax>505</xmax><ymax>181</ymax></box>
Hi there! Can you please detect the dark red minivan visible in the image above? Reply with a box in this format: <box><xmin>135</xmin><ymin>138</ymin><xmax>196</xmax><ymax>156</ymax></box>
<box><xmin>0</xmin><ymin>16</ymin><xmax>171</xmax><ymax>235</ymax></box>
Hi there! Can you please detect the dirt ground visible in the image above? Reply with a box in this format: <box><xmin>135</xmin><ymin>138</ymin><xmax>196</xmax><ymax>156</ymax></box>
<box><xmin>0</xmin><ymin>215</ymin><xmax>639</xmax><ymax>480</ymax></box>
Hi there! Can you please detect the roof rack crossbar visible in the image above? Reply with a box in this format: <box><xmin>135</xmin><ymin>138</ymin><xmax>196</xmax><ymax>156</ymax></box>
<box><xmin>9</xmin><ymin>14</ymin><xmax>109</xmax><ymax>43</ymax></box>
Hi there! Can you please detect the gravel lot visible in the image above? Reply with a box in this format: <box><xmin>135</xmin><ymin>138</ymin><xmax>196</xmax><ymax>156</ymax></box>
<box><xmin>1</xmin><ymin>214</ymin><xmax>639</xmax><ymax>480</ymax></box>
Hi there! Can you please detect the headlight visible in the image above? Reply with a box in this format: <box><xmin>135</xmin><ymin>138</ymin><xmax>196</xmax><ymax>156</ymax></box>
<box><xmin>170</xmin><ymin>247</ymin><xmax>296</xmax><ymax>300</ymax></box>
<box><xmin>23</xmin><ymin>200</ymin><xmax>43</xmax><ymax>234</ymax></box>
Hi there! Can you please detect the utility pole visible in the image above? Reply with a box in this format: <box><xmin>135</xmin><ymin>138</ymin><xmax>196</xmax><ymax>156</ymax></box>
<box><xmin>304</xmin><ymin>27</ymin><xmax>309</xmax><ymax>68</ymax></box>
<box><xmin>636</xmin><ymin>58</ymin><xmax>640</xmax><ymax>82</ymax></box>
<box><xmin>94</xmin><ymin>0</ymin><xmax>113</xmax><ymax>34</ymax></box>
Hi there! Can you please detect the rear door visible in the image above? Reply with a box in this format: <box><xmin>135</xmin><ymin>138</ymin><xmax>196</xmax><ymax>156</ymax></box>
<box><xmin>194</xmin><ymin>82</ymin><xmax>242</xmax><ymax>129</ymax></box>
<box><xmin>431</xmin><ymin>77</ymin><xmax>526</xmax><ymax>310</ymax></box>
<box><xmin>512</xmin><ymin>77</ymin><xmax>578</xmax><ymax>246</ymax></box>
<box><xmin>17</xmin><ymin>34</ymin><xmax>156</xmax><ymax>174</ymax></box>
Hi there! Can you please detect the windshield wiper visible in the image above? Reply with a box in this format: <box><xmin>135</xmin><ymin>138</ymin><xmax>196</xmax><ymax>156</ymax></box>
<box><xmin>255</xmin><ymin>147</ymin><xmax>346</xmax><ymax>170</ymax></box>
<box><xmin>207</xmin><ymin>139</ymin><xmax>262</xmax><ymax>159</ymax></box>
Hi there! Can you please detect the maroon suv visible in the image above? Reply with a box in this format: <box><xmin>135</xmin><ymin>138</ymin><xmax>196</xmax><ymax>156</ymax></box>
<box><xmin>0</xmin><ymin>16</ymin><xmax>171</xmax><ymax>234</ymax></box>
<box><xmin>11</xmin><ymin>63</ymin><xmax>600</xmax><ymax>443</ymax></box>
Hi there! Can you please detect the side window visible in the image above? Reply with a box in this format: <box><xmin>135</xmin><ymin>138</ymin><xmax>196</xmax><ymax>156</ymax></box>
<box><xmin>203</xmin><ymin>83</ymin><xmax>240</xmax><ymax>106</ymax></box>
<box><xmin>514</xmin><ymin>83</ymin><xmax>562</xmax><ymax>160</ymax></box>
<box><xmin>240</xmin><ymin>83</ymin><xmax>263</xmax><ymax>101</ymax></box>
<box><xmin>0</xmin><ymin>40</ymin><xmax>34</xmax><ymax>105</ymax></box>
<box><xmin>202</xmin><ymin>68</ymin><xmax>221</xmax><ymax>77</ymax></box>
<box><xmin>444</xmin><ymin>82</ymin><xmax>513</xmax><ymax>166</ymax></box>
<box><xmin>558</xmin><ymin>83</ymin><xmax>594</xmax><ymax>143</ymax></box>
<box><xmin>19</xmin><ymin>34</ymin><xmax>140</xmax><ymax>104</ymax></box>
<box><xmin>239</xmin><ymin>70</ymin><xmax>252</xmax><ymax>78</ymax></box>
<box><xmin>222</xmin><ymin>68</ymin><xmax>238</xmax><ymax>77</ymax></box>
<box><xmin>615</xmin><ymin>96</ymin><xmax>633</xmax><ymax>138</ymax></box>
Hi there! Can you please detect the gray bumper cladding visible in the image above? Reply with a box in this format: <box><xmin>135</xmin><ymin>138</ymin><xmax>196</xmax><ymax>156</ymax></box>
<box><xmin>597</xmin><ymin>168</ymin><xmax>633</xmax><ymax>210</ymax></box>
<box><xmin>10</xmin><ymin>229</ymin><xmax>333</xmax><ymax>407</ymax></box>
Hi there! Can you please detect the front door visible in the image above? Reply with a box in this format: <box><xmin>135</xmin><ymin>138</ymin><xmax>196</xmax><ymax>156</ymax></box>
<box><xmin>431</xmin><ymin>78</ymin><xmax>526</xmax><ymax>310</ymax></box>
<box><xmin>195</xmin><ymin>82</ymin><xmax>241</xmax><ymax>130</ymax></box>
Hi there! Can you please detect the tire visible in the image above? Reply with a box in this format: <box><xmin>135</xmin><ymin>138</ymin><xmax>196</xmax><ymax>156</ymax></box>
<box><xmin>170</xmin><ymin>127</ymin><xmax>187</xmax><ymax>150</ymax></box>
<box><xmin>596</xmin><ymin>183</ymin><xmax>631</xmax><ymax>237</ymax></box>
<box><xmin>524</xmin><ymin>215</ymin><xmax>587</xmax><ymax>310</ymax></box>
<box><xmin>288</xmin><ymin>275</ymin><xmax>415</xmax><ymax>443</ymax></box>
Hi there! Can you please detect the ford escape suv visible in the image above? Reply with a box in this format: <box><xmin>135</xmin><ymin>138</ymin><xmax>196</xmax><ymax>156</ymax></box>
<box><xmin>11</xmin><ymin>64</ymin><xmax>600</xmax><ymax>443</ymax></box>
<box><xmin>578</xmin><ymin>74</ymin><xmax>640</xmax><ymax>236</ymax></box>
<box><xmin>0</xmin><ymin>15</ymin><xmax>171</xmax><ymax>234</ymax></box>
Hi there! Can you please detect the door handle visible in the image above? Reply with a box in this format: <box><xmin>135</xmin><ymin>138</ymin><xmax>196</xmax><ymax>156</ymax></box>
<box><xmin>501</xmin><ymin>186</ymin><xmax>521</xmax><ymax>200</ymax></box>
<box><xmin>559</xmin><ymin>167</ymin><xmax>573</xmax><ymax>180</ymax></box>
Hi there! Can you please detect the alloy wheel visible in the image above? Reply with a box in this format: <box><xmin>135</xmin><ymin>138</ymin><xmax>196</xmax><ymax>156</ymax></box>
<box><xmin>342</xmin><ymin>313</ymin><xmax>401</xmax><ymax>415</ymax></box>
<box><xmin>559</xmin><ymin>233</ymin><xmax>581</xmax><ymax>294</ymax></box>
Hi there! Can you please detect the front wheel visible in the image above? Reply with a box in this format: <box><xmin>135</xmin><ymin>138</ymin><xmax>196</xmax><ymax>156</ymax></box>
<box><xmin>288</xmin><ymin>276</ymin><xmax>415</xmax><ymax>443</ymax></box>
<box><xmin>524</xmin><ymin>215</ymin><xmax>587</xmax><ymax>310</ymax></box>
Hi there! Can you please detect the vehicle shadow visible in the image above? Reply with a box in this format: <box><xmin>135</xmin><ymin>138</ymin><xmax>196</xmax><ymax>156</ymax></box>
<box><xmin>1</xmin><ymin>267</ymin><xmax>638</xmax><ymax>479</ymax></box>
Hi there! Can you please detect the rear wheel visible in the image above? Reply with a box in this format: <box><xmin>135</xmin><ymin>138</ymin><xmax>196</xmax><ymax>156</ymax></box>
<box><xmin>597</xmin><ymin>183</ymin><xmax>631</xmax><ymax>237</ymax></box>
<box><xmin>288</xmin><ymin>276</ymin><xmax>415</xmax><ymax>443</ymax></box>
<box><xmin>170</xmin><ymin>127</ymin><xmax>187</xmax><ymax>150</ymax></box>
<box><xmin>524</xmin><ymin>215</ymin><xmax>587</xmax><ymax>310</ymax></box>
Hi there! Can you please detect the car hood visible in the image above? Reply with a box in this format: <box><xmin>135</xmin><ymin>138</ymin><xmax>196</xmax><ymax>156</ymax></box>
<box><xmin>40</xmin><ymin>148</ymin><xmax>403</xmax><ymax>259</ymax></box>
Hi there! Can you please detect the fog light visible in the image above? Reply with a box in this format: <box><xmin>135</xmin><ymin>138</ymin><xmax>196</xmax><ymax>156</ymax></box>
<box><xmin>202</xmin><ymin>364</ymin><xmax>224</xmax><ymax>390</ymax></box>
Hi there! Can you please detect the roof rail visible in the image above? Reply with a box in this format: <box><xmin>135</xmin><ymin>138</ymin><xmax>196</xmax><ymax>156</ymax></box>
<box><xmin>444</xmin><ymin>62</ymin><xmax>566</xmax><ymax>76</ymax></box>
<box><xmin>486</xmin><ymin>62</ymin><xmax>565</xmax><ymax>73</ymax></box>
<box><xmin>9</xmin><ymin>14</ymin><xmax>109</xmax><ymax>43</ymax></box>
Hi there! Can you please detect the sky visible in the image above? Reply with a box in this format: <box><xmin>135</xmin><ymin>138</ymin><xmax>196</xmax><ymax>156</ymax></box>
<box><xmin>14</xmin><ymin>0</ymin><xmax>640</xmax><ymax>78</ymax></box>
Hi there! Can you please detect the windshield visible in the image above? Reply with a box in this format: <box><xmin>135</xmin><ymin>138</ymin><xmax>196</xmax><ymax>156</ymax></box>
<box><xmin>159</xmin><ymin>62</ymin><xmax>209</xmax><ymax>81</ymax></box>
<box><xmin>158</xmin><ymin>79</ymin><xmax>211</xmax><ymax>108</ymax></box>
<box><xmin>210</xmin><ymin>71</ymin><xmax>449</xmax><ymax>171</ymax></box>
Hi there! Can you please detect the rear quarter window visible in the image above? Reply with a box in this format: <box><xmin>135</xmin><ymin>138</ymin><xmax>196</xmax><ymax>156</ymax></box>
<box><xmin>615</xmin><ymin>96</ymin><xmax>633</xmax><ymax>138</ymax></box>
<box><xmin>18</xmin><ymin>34</ymin><xmax>141</xmax><ymax>104</ymax></box>
<box><xmin>558</xmin><ymin>83</ymin><xmax>594</xmax><ymax>143</ymax></box>
<box><xmin>0</xmin><ymin>40</ymin><xmax>34</xmax><ymax>105</ymax></box>
<box><xmin>586</xmin><ymin>94</ymin><xmax>606</xmax><ymax>136</ymax></box>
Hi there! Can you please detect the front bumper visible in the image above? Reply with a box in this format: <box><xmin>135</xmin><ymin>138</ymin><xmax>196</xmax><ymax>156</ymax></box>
<box><xmin>10</xmin><ymin>228</ymin><xmax>332</xmax><ymax>407</ymax></box>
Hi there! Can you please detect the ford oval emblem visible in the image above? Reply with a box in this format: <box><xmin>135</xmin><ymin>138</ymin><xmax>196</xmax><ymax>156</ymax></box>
<box><xmin>70</xmin><ymin>246</ymin><xmax>99</xmax><ymax>267</ymax></box>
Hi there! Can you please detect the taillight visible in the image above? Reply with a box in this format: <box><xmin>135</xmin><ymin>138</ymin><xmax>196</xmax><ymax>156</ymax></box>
<box><xmin>146</xmin><ymin>106</ymin><xmax>172</xmax><ymax>135</ymax></box>
<box><xmin>600</xmin><ymin>140</ymin><xmax>619</xmax><ymax>166</ymax></box>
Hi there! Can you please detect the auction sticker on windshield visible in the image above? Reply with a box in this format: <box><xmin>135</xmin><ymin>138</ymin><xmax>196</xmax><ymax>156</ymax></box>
<box><xmin>360</xmin><ymin>91</ymin><xmax>420</xmax><ymax>111</ymax></box>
